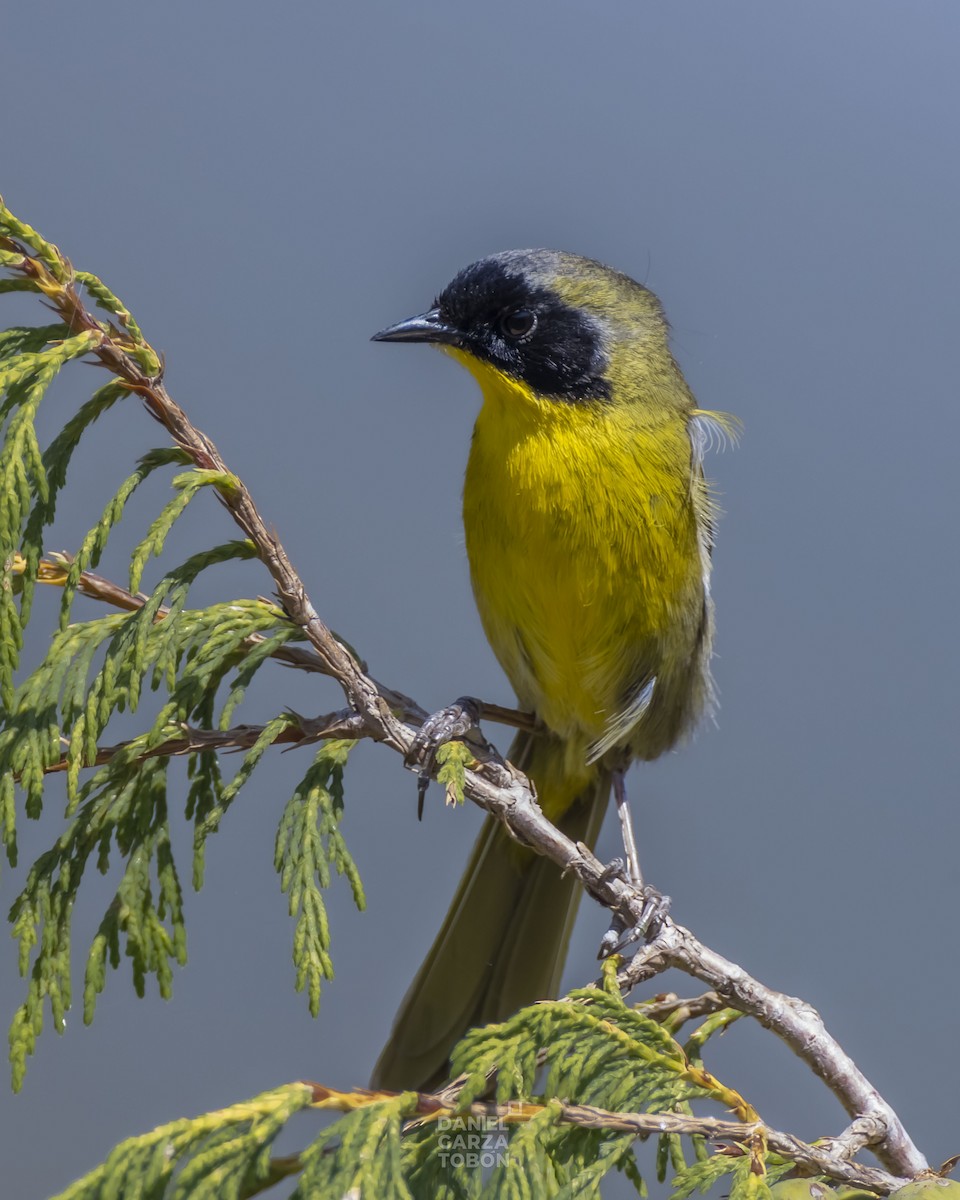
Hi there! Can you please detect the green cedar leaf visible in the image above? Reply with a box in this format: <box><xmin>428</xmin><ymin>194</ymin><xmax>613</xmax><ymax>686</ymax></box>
<box><xmin>275</xmin><ymin>740</ymin><xmax>362</xmax><ymax>1015</ymax></box>
<box><xmin>47</xmin><ymin>1083</ymin><xmax>314</xmax><ymax>1200</ymax></box>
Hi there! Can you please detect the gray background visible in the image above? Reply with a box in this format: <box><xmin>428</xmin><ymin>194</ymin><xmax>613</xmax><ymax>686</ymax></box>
<box><xmin>2</xmin><ymin>3</ymin><xmax>958</xmax><ymax>1196</ymax></box>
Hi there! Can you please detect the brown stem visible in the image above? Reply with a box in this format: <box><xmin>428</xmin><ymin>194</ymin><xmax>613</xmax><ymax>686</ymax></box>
<box><xmin>306</xmin><ymin>1083</ymin><xmax>904</xmax><ymax>1193</ymax></box>
<box><xmin>33</xmin><ymin>711</ymin><xmax>366</xmax><ymax>778</ymax></box>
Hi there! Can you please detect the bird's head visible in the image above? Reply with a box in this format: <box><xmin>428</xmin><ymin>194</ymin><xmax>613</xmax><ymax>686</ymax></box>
<box><xmin>373</xmin><ymin>249</ymin><xmax>684</xmax><ymax>411</ymax></box>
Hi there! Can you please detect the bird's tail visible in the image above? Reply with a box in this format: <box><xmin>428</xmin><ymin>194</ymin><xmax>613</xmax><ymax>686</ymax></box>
<box><xmin>370</xmin><ymin>728</ymin><xmax>610</xmax><ymax>1093</ymax></box>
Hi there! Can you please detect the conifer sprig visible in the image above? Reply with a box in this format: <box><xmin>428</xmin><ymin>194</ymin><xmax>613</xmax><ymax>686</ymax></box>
<box><xmin>0</xmin><ymin>198</ymin><xmax>366</xmax><ymax>1088</ymax></box>
<box><xmin>44</xmin><ymin>1000</ymin><xmax>902</xmax><ymax>1200</ymax></box>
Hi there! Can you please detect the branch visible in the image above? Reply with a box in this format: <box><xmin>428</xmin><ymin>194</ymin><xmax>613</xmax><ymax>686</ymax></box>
<box><xmin>553</xmin><ymin>1105</ymin><xmax>900</xmax><ymax>1193</ymax></box>
<box><xmin>305</xmin><ymin>1083</ymin><xmax>905</xmax><ymax>1194</ymax></box>
<box><xmin>34</xmin><ymin>711</ymin><xmax>367</xmax><ymax>777</ymax></box>
<box><xmin>613</xmin><ymin>928</ymin><xmax>926</xmax><ymax>1177</ymax></box>
<box><xmin>4</xmin><ymin>240</ymin><xmax>927</xmax><ymax>1180</ymax></box>
<box><xmin>822</xmin><ymin>1117</ymin><xmax>892</xmax><ymax>1162</ymax></box>
<box><xmin>638</xmin><ymin>990</ymin><xmax>727</xmax><ymax>1028</ymax></box>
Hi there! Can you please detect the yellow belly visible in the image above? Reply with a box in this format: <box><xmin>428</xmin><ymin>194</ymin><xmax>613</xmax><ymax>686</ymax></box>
<box><xmin>460</xmin><ymin>356</ymin><xmax>708</xmax><ymax>766</ymax></box>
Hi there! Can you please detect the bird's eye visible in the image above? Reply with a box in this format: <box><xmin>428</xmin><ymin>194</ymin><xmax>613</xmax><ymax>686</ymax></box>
<box><xmin>499</xmin><ymin>308</ymin><xmax>537</xmax><ymax>340</ymax></box>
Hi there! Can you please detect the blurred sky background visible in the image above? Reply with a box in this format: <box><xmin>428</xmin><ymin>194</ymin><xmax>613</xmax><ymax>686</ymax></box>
<box><xmin>2</xmin><ymin>4</ymin><xmax>959</xmax><ymax>1197</ymax></box>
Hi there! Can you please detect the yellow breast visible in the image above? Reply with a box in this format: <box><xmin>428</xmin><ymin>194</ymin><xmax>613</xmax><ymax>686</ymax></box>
<box><xmin>458</xmin><ymin>354</ymin><xmax>709</xmax><ymax>767</ymax></box>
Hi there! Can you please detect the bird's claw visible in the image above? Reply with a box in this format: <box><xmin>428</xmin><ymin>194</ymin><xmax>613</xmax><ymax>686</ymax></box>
<box><xmin>596</xmin><ymin>857</ymin><xmax>627</xmax><ymax>889</ymax></box>
<box><xmin>405</xmin><ymin>696</ymin><xmax>482</xmax><ymax>772</ymax></box>
<box><xmin>596</xmin><ymin>865</ymin><xmax>672</xmax><ymax>958</ymax></box>
<box><xmin>636</xmin><ymin>886</ymin><xmax>671</xmax><ymax>941</ymax></box>
<box><xmin>405</xmin><ymin>696</ymin><xmax>483</xmax><ymax>817</ymax></box>
<box><xmin>598</xmin><ymin>924</ymin><xmax>624</xmax><ymax>959</ymax></box>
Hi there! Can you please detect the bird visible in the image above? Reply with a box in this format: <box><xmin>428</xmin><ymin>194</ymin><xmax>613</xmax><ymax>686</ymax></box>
<box><xmin>369</xmin><ymin>248</ymin><xmax>732</xmax><ymax>1092</ymax></box>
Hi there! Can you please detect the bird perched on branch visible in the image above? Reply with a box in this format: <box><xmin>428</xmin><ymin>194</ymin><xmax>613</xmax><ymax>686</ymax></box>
<box><xmin>370</xmin><ymin>249</ymin><xmax>734</xmax><ymax>1092</ymax></box>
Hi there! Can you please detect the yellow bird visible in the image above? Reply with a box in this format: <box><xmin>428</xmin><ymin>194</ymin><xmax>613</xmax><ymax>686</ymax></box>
<box><xmin>370</xmin><ymin>249</ymin><xmax>732</xmax><ymax>1091</ymax></box>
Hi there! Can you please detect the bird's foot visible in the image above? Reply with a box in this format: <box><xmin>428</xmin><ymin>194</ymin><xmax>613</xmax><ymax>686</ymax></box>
<box><xmin>405</xmin><ymin>696</ymin><xmax>485</xmax><ymax>818</ymax></box>
<box><xmin>596</xmin><ymin>863</ymin><xmax>672</xmax><ymax>958</ymax></box>
<box><xmin>596</xmin><ymin>856</ymin><xmax>628</xmax><ymax>890</ymax></box>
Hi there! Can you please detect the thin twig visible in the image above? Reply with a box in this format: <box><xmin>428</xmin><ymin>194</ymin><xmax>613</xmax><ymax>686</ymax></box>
<box><xmin>305</xmin><ymin>1083</ymin><xmax>904</xmax><ymax>1193</ymax></box>
<box><xmin>821</xmin><ymin>1117</ymin><xmax>891</xmax><ymax>1162</ymax></box>
<box><xmin>636</xmin><ymin>991</ymin><xmax>727</xmax><ymax>1026</ymax></box>
<box><xmin>32</xmin><ymin>711</ymin><xmax>366</xmax><ymax>777</ymax></box>
<box><xmin>614</xmin><ymin>929</ymin><xmax>925</xmax><ymax>1177</ymax></box>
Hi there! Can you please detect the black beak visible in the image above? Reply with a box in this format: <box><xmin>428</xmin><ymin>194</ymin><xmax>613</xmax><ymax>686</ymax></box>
<box><xmin>371</xmin><ymin>307</ymin><xmax>461</xmax><ymax>346</ymax></box>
